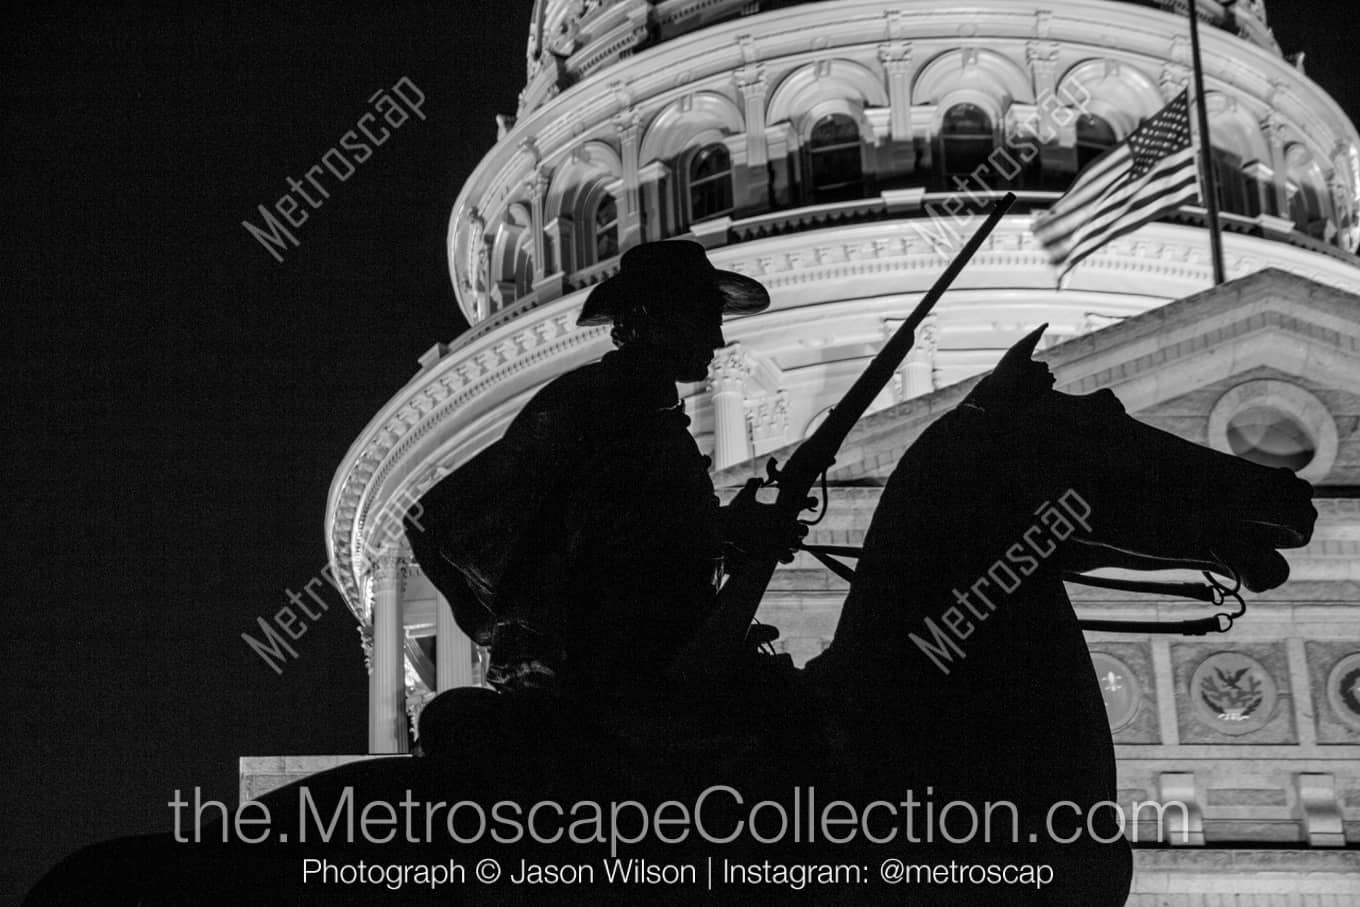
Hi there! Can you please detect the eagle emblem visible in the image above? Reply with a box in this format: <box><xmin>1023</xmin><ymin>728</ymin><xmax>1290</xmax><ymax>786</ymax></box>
<box><xmin>1190</xmin><ymin>651</ymin><xmax>1278</xmax><ymax>734</ymax></box>
<box><xmin>1199</xmin><ymin>665</ymin><xmax>1264</xmax><ymax>721</ymax></box>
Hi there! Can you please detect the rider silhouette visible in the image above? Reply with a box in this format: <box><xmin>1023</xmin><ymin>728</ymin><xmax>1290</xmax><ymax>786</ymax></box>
<box><xmin>407</xmin><ymin>241</ymin><xmax>795</xmax><ymax>704</ymax></box>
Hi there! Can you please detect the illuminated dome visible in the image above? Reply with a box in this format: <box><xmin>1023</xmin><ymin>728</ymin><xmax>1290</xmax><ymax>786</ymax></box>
<box><xmin>517</xmin><ymin>1</ymin><xmax>1284</xmax><ymax>119</ymax></box>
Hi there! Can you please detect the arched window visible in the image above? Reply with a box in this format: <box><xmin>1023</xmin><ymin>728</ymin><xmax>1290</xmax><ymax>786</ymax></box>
<box><xmin>940</xmin><ymin>104</ymin><xmax>994</xmax><ymax>180</ymax></box>
<box><xmin>1075</xmin><ymin>114</ymin><xmax>1117</xmax><ymax>171</ymax></box>
<box><xmin>808</xmin><ymin>114</ymin><xmax>863</xmax><ymax>202</ymax></box>
<box><xmin>592</xmin><ymin>193</ymin><xmax>619</xmax><ymax>261</ymax></box>
<box><xmin>689</xmin><ymin>144</ymin><xmax>733</xmax><ymax>222</ymax></box>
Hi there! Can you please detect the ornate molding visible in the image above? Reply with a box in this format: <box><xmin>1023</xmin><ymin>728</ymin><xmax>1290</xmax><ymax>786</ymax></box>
<box><xmin>406</xmin><ymin>686</ymin><xmax>437</xmax><ymax>741</ymax></box>
<box><xmin>745</xmin><ymin>390</ymin><xmax>789</xmax><ymax>449</ymax></box>
<box><xmin>358</xmin><ymin>622</ymin><xmax>374</xmax><ymax>674</ymax></box>
<box><xmin>327</xmin><ymin>302</ymin><xmax>610</xmax><ymax>620</ymax></box>
<box><xmin>721</xmin><ymin>220</ymin><xmax>1360</xmax><ymax>299</ymax></box>
<box><xmin>708</xmin><ymin>342</ymin><xmax>753</xmax><ymax>392</ymax></box>
<box><xmin>370</xmin><ymin>551</ymin><xmax>409</xmax><ymax>586</ymax></box>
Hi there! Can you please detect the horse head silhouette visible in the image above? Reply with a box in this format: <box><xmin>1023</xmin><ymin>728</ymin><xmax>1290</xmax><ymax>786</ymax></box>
<box><xmin>812</xmin><ymin>324</ymin><xmax>1315</xmax><ymax>906</ymax></box>
<box><xmin>966</xmin><ymin>324</ymin><xmax>1314</xmax><ymax>591</ymax></box>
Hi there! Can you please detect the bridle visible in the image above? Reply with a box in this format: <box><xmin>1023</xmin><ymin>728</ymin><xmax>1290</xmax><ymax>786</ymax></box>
<box><xmin>793</xmin><ymin>540</ymin><xmax>1245</xmax><ymax>636</ymax></box>
<box><xmin>1058</xmin><ymin>540</ymin><xmax>1246</xmax><ymax>635</ymax></box>
<box><xmin>781</xmin><ymin>394</ymin><xmax>1247</xmax><ymax>637</ymax></box>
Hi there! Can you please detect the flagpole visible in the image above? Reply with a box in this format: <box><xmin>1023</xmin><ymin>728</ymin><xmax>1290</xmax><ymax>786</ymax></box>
<box><xmin>1187</xmin><ymin>0</ymin><xmax>1226</xmax><ymax>284</ymax></box>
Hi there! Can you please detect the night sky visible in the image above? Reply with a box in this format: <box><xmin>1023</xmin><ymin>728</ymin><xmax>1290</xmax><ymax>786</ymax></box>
<box><xmin>6</xmin><ymin>1</ymin><xmax>1357</xmax><ymax>900</ymax></box>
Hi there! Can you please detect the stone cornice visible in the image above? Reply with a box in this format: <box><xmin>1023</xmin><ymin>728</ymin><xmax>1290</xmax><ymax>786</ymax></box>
<box><xmin>325</xmin><ymin>297</ymin><xmax>613</xmax><ymax>618</ymax></box>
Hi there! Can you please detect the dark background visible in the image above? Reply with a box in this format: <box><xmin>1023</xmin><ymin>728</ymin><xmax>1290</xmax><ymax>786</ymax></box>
<box><xmin>5</xmin><ymin>1</ymin><xmax>1357</xmax><ymax>901</ymax></box>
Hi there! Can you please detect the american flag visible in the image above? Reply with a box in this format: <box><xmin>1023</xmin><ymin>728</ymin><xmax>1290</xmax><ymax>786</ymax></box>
<box><xmin>1034</xmin><ymin>90</ymin><xmax>1200</xmax><ymax>276</ymax></box>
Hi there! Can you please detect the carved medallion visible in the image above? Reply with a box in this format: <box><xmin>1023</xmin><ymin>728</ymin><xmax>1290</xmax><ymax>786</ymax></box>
<box><xmin>1091</xmin><ymin>653</ymin><xmax>1141</xmax><ymax>731</ymax></box>
<box><xmin>1190</xmin><ymin>652</ymin><xmax>1278</xmax><ymax>735</ymax></box>
<box><xmin>1326</xmin><ymin>652</ymin><xmax>1360</xmax><ymax>733</ymax></box>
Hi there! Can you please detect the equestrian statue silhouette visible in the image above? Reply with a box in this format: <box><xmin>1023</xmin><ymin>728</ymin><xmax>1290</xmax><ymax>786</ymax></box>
<box><xmin>28</xmin><ymin>198</ymin><xmax>1315</xmax><ymax>906</ymax></box>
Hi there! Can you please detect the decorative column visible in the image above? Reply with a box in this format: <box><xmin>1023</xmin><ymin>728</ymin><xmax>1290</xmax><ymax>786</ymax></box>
<box><xmin>518</xmin><ymin>137</ymin><xmax>546</xmax><ymax>281</ymax></box>
<box><xmin>885</xmin><ymin>314</ymin><xmax>938</xmax><ymax>401</ymax></box>
<box><xmin>614</xmin><ymin>109</ymin><xmax>643</xmax><ymax>250</ymax></box>
<box><xmin>1160</xmin><ymin>36</ymin><xmax>1191</xmax><ymax>100</ymax></box>
<box><xmin>1326</xmin><ymin>169</ymin><xmax>1349</xmax><ymax>247</ymax></box>
<box><xmin>1263</xmin><ymin>99</ymin><xmax>1291</xmax><ymax>219</ymax></box>
<box><xmin>368</xmin><ymin>550</ymin><xmax>410</xmax><ymax>754</ymax></box>
<box><xmin>463</xmin><ymin>207</ymin><xmax>490</xmax><ymax>322</ymax></box>
<box><xmin>746</xmin><ymin>390</ymin><xmax>789</xmax><ymax>459</ymax></box>
<box><xmin>879</xmin><ymin>12</ymin><xmax>914</xmax><ymax>177</ymax></box>
<box><xmin>527</xmin><ymin>168</ymin><xmax>550</xmax><ymax>283</ymax></box>
<box><xmin>734</xmin><ymin>50</ymin><xmax>769</xmax><ymax>213</ymax></box>
<box><xmin>901</xmin><ymin>314</ymin><xmax>939</xmax><ymax>399</ymax></box>
<box><xmin>1027</xmin><ymin>33</ymin><xmax>1067</xmax><ymax>179</ymax></box>
<box><xmin>1336</xmin><ymin>142</ymin><xmax>1360</xmax><ymax>251</ymax></box>
<box><xmin>879</xmin><ymin>15</ymin><xmax>912</xmax><ymax>136</ymax></box>
<box><xmin>435</xmin><ymin>594</ymin><xmax>475</xmax><ymax>691</ymax></box>
<box><xmin>543</xmin><ymin>214</ymin><xmax>574</xmax><ymax>277</ymax></box>
<box><xmin>637</xmin><ymin>161</ymin><xmax>670</xmax><ymax>241</ymax></box>
<box><xmin>708</xmin><ymin>343</ymin><xmax>752</xmax><ymax>470</ymax></box>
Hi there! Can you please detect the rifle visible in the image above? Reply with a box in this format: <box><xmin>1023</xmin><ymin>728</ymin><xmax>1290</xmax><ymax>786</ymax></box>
<box><xmin>670</xmin><ymin>192</ymin><xmax>1017</xmax><ymax>684</ymax></box>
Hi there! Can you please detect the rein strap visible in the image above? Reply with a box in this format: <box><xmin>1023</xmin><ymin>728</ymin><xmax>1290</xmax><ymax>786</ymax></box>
<box><xmin>795</xmin><ymin>543</ymin><xmax>1243</xmax><ymax>636</ymax></box>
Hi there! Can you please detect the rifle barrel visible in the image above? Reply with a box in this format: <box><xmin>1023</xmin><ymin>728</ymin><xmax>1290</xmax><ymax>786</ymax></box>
<box><xmin>778</xmin><ymin>192</ymin><xmax>1017</xmax><ymax>503</ymax></box>
<box><xmin>676</xmin><ymin>192</ymin><xmax>1018</xmax><ymax>684</ymax></box>
<box><xmin>677</xmin><ymin>193</ymin><xmax>1011</xmax><ymax>679</ymax></box>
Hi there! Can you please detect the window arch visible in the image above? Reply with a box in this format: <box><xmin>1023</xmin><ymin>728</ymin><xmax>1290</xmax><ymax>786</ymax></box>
<box><xmin>689</xmin><ymin>143</ymin><xmax>733</xmax><ymax>222</ymax></box>
<box><xmin>807</xmin><ymin>114</ymin><xmax>863</xmax><ymax>202</ymax></box>
<box><xmin>543</xmin><ymin>140</ymin><xmax>623</xmax><ymax>272</ymax></box>
<box><xmin>1075</xmin><ymin>114</ymin><xmax>1117</xmax><ymax>171</ymax></box>
<box><xmin>592</xmin><ymin>192</ymin><xmax>619</xmax><ymax>261</ymax></box>
<box><xmin>939</xmin><ymin>103</ymin><xmax>995</xmax><ymax>181</ymax></box>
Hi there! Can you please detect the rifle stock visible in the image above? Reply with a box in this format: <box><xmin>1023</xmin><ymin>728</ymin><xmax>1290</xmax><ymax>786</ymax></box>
<box><xmin>672</xmin><ymin>193</ymin><xmax>1017</xmax><ymax>683</ymax></box>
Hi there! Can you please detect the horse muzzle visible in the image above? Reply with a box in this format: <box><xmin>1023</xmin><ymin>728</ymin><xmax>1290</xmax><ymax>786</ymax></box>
<box><xmin>1208</xmin><ymin>473</ymin><xmax>1316</xmax><ymax>592</ymax></box>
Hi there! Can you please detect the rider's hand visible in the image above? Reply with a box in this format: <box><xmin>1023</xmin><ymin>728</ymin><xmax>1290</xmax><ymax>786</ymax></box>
<box><xmin>720</xmin><ymin>478</ymin><xmax>808</xmax><ymax>566</ymax></box>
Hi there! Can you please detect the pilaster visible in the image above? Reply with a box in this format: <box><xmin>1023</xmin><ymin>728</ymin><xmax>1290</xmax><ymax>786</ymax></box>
<box><xmin>899</xmin><ymin>314</ymin><xmax>939</xmax><ymax>400</ymax></box>
<box><xmin>435</xmin><ymin>593</ymin><xmax>475</xmax><ymax>691</ymax></box>
<box><xmin>368</xmin><ymin>550</ymin><xmax>410</xmax><ymax>754</ymax></box>
<box><xmin>708</xmin><ymin>343</ymin><xmax>753</xmax><ymax>470</ymax></box>
<box><xmin>734</xmin><ymin>63</ymin><xmax>770</xmax><ymax>214</ymax></box>
<box><xmin>614</xmin><ymin>110</ymin><xmax>643</xmax><ymax>250</ymax></box>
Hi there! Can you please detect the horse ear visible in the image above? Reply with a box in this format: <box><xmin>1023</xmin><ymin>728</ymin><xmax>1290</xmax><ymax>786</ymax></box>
<box><xmin>997</xmin><ymin>324</ymin><xmax>1047</xmax><ymax>370</ymax></box>
<box><xmin>985</xmin><ymin>323</ymin><xmax>1051</xmax><ymax>402</ymax></box>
